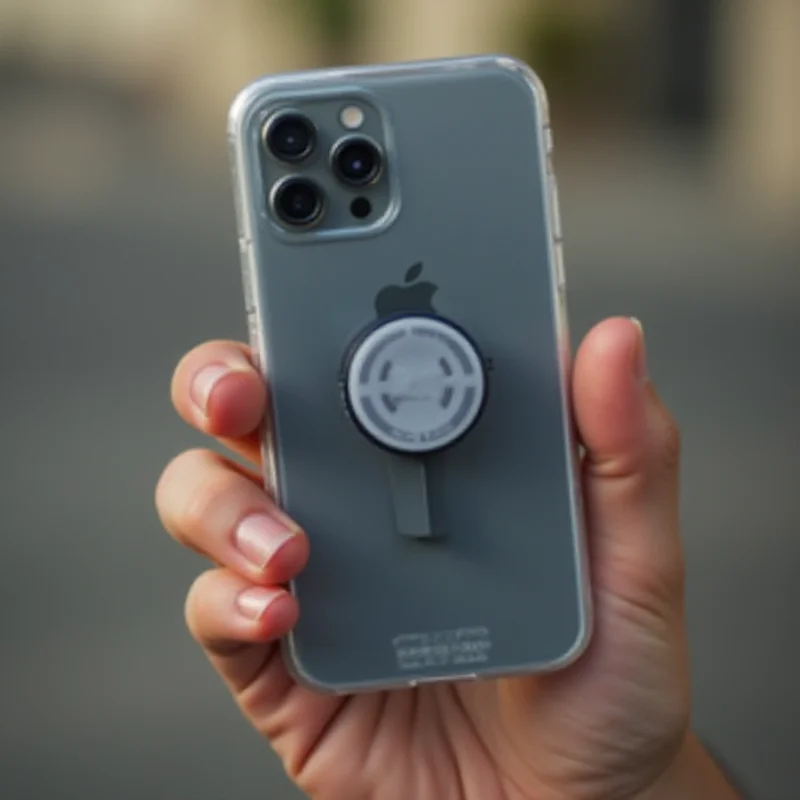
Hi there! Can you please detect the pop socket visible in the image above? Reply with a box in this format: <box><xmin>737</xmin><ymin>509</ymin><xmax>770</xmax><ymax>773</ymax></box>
<box><xmin>343</xmin><ymin>315</ymin><xmax>488</xmax><ymax>456</ymax></box>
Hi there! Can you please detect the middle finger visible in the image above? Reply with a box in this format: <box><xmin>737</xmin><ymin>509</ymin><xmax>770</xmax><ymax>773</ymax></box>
<box><xmin>156</xmin><ymin>449</ymin><xmax>309</xmax><ymax>586</ymax></box>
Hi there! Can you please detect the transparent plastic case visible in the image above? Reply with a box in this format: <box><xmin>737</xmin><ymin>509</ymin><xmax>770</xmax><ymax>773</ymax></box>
<box><xmin>228</xmin><ymin>55</ymin><xmax>591</xmax><ymax>694</ymax></box>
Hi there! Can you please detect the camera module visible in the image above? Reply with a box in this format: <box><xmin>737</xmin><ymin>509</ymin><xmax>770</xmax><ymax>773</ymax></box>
<box><xmin>332</xmin><ymin>137</ymin><xmax>383</xmax><ymax>187</ymax></box>
<box><xmin>270</xmin><ymin>178</ymin><xmax>325</xmax><ymax>228</ymax></box>
<box><xmin>264</xmin><ymin>112</ymin><xmax>316</xmax><ymax>163</ymax></box>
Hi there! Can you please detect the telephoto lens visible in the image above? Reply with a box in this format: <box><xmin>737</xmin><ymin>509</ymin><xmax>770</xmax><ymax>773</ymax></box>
<box><xmin>332</xmin><ymin>137</ymin><xmax>383</xmax><ymax>186</ymax></box>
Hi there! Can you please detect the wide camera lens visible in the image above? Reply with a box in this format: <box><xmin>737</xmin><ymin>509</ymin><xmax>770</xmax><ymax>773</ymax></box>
<box><xmin>332</xmin><ymin>137</ymin><xmax>383</xmax><ymax>186</ymax></box>
<box><xmin>272</xmin><ymin>178</ymin><xmax>324</xmax><ymax>228</ymax></box>
<box><xmin>265</xmin><ymin>113</ymin><xmax>316</xmax><ymax>162</ymax></box>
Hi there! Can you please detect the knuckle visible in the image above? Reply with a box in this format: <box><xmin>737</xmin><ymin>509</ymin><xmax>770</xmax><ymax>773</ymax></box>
<box><xmin>181</xmin><ymin>467</ymin><xmax>247</xmax><ymax>541</ymax></box>
<box><xmin>157</xmin><ymin>447</ymin><xmax>210</xmax><ymax>490</ymax></box>
<box><xmin>157</xmin><ymin>448</ymin><xmax>246</xmax><ymax>545</ymax></box>
<box><xmin>183</xmin><ymin>569</ymin><xmax>217</xmax><ymax>640</ymax></box>
<box><xmin>155</xmin><ymin>448</ymin><xmax>209</xmax><ymax>535</ymax></box>
<box><xmin>155</xmin><ymin>451</ymin><xmax>192</xmax><ymax>531</ymax></box>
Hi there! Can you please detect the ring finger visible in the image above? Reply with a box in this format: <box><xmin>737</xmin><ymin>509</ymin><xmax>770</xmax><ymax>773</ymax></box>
<box><xmin>156</xmin><ymin>448</ymin><xmax>309</xmax><ymax>586</ymax></box>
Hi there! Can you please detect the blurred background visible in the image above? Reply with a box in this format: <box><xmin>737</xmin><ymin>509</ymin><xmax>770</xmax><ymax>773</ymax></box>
<box><xmin>1</xmin><ymin>1</ymin><xmax>797</xmax><ymax>798</ymax></box>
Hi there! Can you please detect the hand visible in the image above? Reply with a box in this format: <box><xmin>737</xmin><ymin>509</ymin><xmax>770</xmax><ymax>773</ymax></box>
<box><xmin>156</xmin><ymin>318</ymin><xmax>740</xmax><ymax>800</ymax></box>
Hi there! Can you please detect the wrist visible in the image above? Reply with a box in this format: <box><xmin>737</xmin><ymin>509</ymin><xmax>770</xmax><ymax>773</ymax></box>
<box><xmin>638</xmin><ymin>733</ymin><xmax>744</xmax><ymax>800</ymax></box>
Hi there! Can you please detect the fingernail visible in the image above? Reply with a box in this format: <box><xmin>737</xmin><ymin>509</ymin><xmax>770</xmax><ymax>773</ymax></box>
<box><xmin>236</xmin><ymin>587</ymin><xmax>281</xmax><ymax>621</ymax></box>
<box><xmin>235</xmin><ymin>513</ymin><xmax>298</xmax><ymax>571</ymax></box>
<box><xmin>190</xmin><ymin>364</ymin><xmax>231</xmax><ymax>415</ymax></box>
<box><xmin>630</xmin><ymin>317</ymin><xmax>649</xmax><ymax>384</ymax></box>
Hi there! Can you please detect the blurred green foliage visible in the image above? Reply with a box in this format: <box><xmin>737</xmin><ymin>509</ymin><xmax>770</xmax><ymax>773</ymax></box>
<box><xmin>288</xmin><ymin>0</ymin><xmax>363</xmax><ymax>63</ymax></box>
<box><xmin>513</xmin><ymin>5</ymin><xmax>609</xmax><ymax>96</ymax></box>
<box><xmin>248</xmin><ymin>0</ymin><xmax>363</xmax><ymax>64</ymax></box>
<box><xmin>296</xmin><ymin>0</ymin><xmax>359</xmax><ymax>43</ymax></box>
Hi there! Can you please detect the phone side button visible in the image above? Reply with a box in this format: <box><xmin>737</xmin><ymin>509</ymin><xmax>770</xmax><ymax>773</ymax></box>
<box><xmin>549</xmin><ymin>175</ymin><xmax>563</xmax><ymax>243</ymax></box>
<box><xmin>544</xmin><ymin>125</ymin><xmax>554</xmax><ymax>158</ymax></box>
<box><xmin>246</xmin><ymin>313</ymin><xmax>263</xmax><ymax>371</ymax></box>
<box><xmin>554</xmin><ymin>240</ymin><xmax>566</xmax><ymax>292</ymax></box>
<box><xmin>238</xmin><ymin>235</ymin><xmax>255</xmax><ymax>310</ymax></box>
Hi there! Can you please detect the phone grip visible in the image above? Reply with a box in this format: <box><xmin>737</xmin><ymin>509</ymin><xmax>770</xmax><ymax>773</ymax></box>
<box><xmin>388</xmin><ymin>454</ymin><xmax>433</xmax><ymax>539</ymax></box>
<box><xmin>341</xmin><ymin>313</ymin><xmax>489</xmax><ymax>541</ymax></box>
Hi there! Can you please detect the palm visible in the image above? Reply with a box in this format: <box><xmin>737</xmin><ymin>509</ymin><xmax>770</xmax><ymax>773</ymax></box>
<box><xmin>230</xmin><ymin>475</ymin><xmax>689</xmax><ymax>800</ymax></box>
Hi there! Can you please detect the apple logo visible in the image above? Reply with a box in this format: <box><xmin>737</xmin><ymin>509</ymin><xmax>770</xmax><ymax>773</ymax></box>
<box><xmin>374</xmin><ymin>262</ymin><xmax>439</xmax><ymax>318</ymax></box>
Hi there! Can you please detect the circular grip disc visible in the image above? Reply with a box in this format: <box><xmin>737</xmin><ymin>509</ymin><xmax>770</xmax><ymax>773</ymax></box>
<box><xmin>343</xmin><ymin>315</ymin><xmax>487</xmax><ymax>455</ymax></box>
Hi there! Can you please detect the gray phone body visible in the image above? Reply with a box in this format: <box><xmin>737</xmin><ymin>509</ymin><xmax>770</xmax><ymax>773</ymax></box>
<box><xmin>228</xmin><ymin>55</ymin><xmax>592</xmax><ymax>694</ymax></box>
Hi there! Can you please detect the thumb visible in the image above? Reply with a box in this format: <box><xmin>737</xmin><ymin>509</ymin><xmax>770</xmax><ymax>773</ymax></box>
<box><xmin>573</xmin><ymin>317</ymin><xmax>685</xmax><ymax>617</ymax></box>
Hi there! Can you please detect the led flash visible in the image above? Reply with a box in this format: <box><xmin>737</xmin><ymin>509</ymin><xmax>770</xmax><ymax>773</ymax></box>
<box><xmin>340</xmin><ymin>105</ymin><xmax>365</xmax><ymax>130</ymax></box>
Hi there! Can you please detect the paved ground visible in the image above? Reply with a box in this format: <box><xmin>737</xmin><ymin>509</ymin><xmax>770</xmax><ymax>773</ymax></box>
<box><xmin>0</xmin><ymin>82</ymin><xmax>797</xmax><ymax>799</ymax></box>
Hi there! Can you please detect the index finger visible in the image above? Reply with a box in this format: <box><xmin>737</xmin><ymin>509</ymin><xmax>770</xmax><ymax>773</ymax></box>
<box><xmin>171</xmin><ymin>339</ymin><xmax>266</xmax><ymax>467</ymax></box>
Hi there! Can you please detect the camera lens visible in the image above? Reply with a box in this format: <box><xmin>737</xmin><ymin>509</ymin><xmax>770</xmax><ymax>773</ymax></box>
<box><xmin>332</xmin><ymin>137</ymin><xmax>383</xmax><ymax>186</ymax></box>
<box><xmin>271</xmin><ymin>178</ymin><xmax>324</xmax><ymax>228</ymax></box>
<box><xmin>265</xmin><ymin>113</ymin><xmax>316</xmax><ymax>162</ymax></box>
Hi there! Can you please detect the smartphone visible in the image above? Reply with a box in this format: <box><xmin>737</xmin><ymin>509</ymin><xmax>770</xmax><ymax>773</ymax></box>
<box><xmin>228</xmin><ymin>55</ymin><xmax>591</xmax><ymax>693</ymax></box>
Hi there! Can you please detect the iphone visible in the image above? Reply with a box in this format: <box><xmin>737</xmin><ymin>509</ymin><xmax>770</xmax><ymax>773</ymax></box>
<box><xmin>227</xmin><ymin>55</ymin><xmax>591</xmax><ymax>693</ymax></box>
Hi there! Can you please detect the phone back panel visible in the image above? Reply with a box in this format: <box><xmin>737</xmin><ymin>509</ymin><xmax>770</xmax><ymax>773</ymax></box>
<box><xmin>229</xmin><ymin>56</ymin><xmax>591</xmax><ymax>692</ymax></box>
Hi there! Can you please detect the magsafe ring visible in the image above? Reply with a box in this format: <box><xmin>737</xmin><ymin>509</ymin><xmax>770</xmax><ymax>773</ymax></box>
<box><xmin>342</xmin><ymin>315</ymin><xmax>488</xmax><ymax>455</ymax></box>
